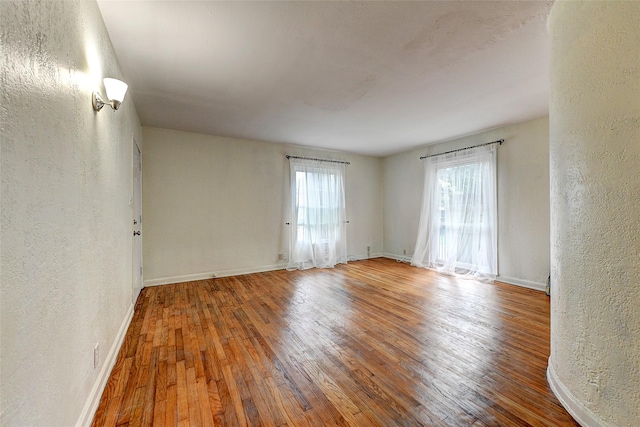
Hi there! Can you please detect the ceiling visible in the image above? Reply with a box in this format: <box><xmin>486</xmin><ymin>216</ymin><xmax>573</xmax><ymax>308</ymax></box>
<box><xmin>97</xmin><ymin>1</ymin><xmax>552</xmax><ymax>157</ymax></box>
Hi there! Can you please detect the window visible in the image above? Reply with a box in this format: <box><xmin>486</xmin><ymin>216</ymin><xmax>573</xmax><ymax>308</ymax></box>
<box><xmin>287</xmin><ymin>159</ymin><xmax>347</xmax><ymax>270</ymax></box>
<box><xmin>294</xmin><ymin>170</ymin><xmax>337</xmax><ymax>242</ymax></box>
<box><xmin>412</xmin><ymin>145</ymin><xmax>497</xmax><ymax>279</ymax></box>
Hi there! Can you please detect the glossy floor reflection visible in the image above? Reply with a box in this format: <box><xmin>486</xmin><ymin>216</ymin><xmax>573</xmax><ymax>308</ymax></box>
<box><xmin>92</xmin><ymin>258</ymin><xmax>578</xmax><ymax>426</ymax></box>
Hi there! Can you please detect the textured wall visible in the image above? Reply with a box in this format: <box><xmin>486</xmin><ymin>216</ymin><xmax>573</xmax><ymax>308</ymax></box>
<box><xmin>142</xmin><ymin>127</ymin><xmax>383</xmax><ymax>284</ymax></box>
<box><xmin>382</xmin><ymin>116</ymin><xmax>551</xmax><ymax>288</ymax></box>
<box><xmin>548</xmin><ymin>1</ymin><xmax>640</xmax><ymax>425</ymax></box>
<box><xmin>0</xmin><ymin>1</ymin><xmax>142</xmax><ymax>425</ymax></box>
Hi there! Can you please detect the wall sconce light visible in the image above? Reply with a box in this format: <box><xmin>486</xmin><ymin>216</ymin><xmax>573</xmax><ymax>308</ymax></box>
<box><xmin>93</xmin><ymin>78</ymin><xmax>128</xmax><ymax>112</ymax></box>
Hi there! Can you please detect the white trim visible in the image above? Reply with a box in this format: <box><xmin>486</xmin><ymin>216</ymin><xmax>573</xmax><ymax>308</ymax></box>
<box><xmin>75</xmin><ymin>302</ymin><xmax>135</xmax><ymax>427</ymax></box>
<box><xmin>144</xmin><ymin>263</ymin><xmax>286</xmax><ymax>287</ymax></box>
<box><xmin>144</xmin><ymin>255</ymin><xmax>392</xmax><ymax>287</ymax></box>
<box><xmin>207</xmin><ymin>263</ymin><xmax>285</xmax><ymax>278</ymax></box>
<box><xmin>547</xmin><ymin>359</ymin><xmax>607</xmax><ymax>427</ymax></box>
<box><xmin>348</xmin><ymin>252</ymin><xmax>384</xmax><ymax>262</ymax></box>
<box><xmin>131</xmin><ymin>137</ymin><xmax>143</xmax><ymax>303</ymax></box>
<box><xmin>496</xmin><ymin>275</ymin><xmax>546</xmax><ymax>292</ymax></box>
<box><xmin>145</xmin><ymin>271</ymin><xmax>218</xmax><ymax>287</ymax></box>
<box><xmin>382</xmin><ymin>252</ymin><xmax>412</xmax><ymax>263</ymax></box>
<box><xmin>381</xmin><ymin>257</ymin><xmax>547</xmax><ymax>292</ymax></box>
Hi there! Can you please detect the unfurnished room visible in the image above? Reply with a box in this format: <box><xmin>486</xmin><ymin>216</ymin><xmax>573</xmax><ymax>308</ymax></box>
<box><xmin>1</xmin><ymin>1</ymin><xmax>638</xmax><ymax>426</ymax></box>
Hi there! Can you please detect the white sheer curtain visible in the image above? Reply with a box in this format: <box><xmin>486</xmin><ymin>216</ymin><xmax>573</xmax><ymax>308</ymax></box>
<box><xmin>411</xmin><ymin>144</ymin><xmax>497</xmax><ymax>279</ymax></box>
<box><xmin>287</xmin><ymin>158</ymin><xmax>347</xmax><ymax>270</ymax></box>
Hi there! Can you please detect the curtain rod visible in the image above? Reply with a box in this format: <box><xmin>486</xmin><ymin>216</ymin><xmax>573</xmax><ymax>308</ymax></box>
<box><xmin>420</xmin><ymin>139</ymin><xmax>504</xmax><ymax>160</ymax></box>
<box><xmin>286</xmin><ymin>155</ymin><xmax>350</xmax><ymax>165</ymax></box>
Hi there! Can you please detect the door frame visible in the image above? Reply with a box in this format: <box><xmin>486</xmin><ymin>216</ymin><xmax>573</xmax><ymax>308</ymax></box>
<box><xmin>132</xmin><ymin>137</ymin><xmax>143</xmax><ymax>302</ymax></box>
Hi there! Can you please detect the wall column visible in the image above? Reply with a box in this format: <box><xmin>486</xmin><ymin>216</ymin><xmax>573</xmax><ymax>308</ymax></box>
<box><xmin>548</xmin><ymin>2</ymin><xmax>640</xmax><ymax>426</ymax></box>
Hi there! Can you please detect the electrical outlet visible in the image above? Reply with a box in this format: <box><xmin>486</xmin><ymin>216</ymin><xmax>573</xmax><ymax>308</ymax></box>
<box><xmin>93</xmin><ymin>343</ymin><xmax>99</xmax><ymax>369</ymax></box>
<box><xmin>403</xmin><ymin>249</ymin><xmax>407</xmax><ymax>255</ymax></box>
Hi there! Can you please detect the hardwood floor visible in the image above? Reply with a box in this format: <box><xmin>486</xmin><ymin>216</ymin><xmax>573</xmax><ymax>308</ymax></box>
<box><xmin>92</xmin><ymin>258</ymin><xmax>577</xmax><ymax>426</ymax></box>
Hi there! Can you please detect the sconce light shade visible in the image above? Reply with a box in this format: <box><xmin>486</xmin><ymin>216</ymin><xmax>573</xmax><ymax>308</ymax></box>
<box><xmin>103</xmin><ymin>78</ymin><xmax>128</xmax><ymax>107</ymax></box>
<box><xmin>93</xmin><ymin>78</ymin><xmax>128</xmax><ymax>112</ymax></box>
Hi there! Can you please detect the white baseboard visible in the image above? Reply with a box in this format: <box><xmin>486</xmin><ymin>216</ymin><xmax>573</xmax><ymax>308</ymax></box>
<box><xmin>145</xmin><ymin>271</ymin><xmax>219</xmax><ymax>287</ymax></box>
<box><xmin>144</xmin><ymin>255</ymin><xmax>396</xmax><ymax>287</ymax></box>
<box><xmin>348</xmin><ymin>252</ymin><xmax>384</xmax><ymax>261</ymax></box>
<box><xmin>547</xmin><ymin>359</ymin><xmax>606</xmax><ymax>427</ymax></box>
<box><xmin>144</xmin><ymin>263</ymin><xmax>287</xmax><ymax>287</ymax></box>
<box><xmin>214</xmin><ymin>263</ymin><xmax>287</xmax><ymax>278</ymax></box>
<box><xmin>496</xmin><ymin>275</ymin><xmax>546</xmax><ymax>292</ymax></box>
<box><xmin>75</xmin><ymin>302</ymin><xmax>135</xmax><ymax>427</ymax></box>
<box><xmin>379</xmin><ymin>257</ymin><xmax>547</xmax><ymax>292</ymax></box>
<box><xmin>382</xmin><ymin>252</ymin><xmax>412</xmax><ymax>263</ymax></box>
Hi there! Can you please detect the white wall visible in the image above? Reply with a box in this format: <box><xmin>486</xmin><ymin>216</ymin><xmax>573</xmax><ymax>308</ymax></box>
<box><xmin>383</xmin><ymin>116</ymin><xmax>550</xmax><ymax>289</ymax></box>
<box><xmin>548</xmin><ymin>2</ymin><xmax>640</xmax><ymax>425</ymax></box>
<box><xmin>145</xmin><ymin>118</ymin><xmax>549</xmax><ymax>289</ymax></box>
<box><xmin>142</xmin><ymin>127</ymin><xmax>382</xmax><ymax>285</ymax></box>
<box><xmin>0</xmin><ymin>1</ymin><xmax>142</xmax><ymax>426</ymax></box>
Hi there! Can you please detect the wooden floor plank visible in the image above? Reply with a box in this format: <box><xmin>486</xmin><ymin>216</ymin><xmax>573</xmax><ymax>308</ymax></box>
<box><xmin>92</xmin><ymin>258</ymin><xmax>578</xmax><ymax>426</ymax></box>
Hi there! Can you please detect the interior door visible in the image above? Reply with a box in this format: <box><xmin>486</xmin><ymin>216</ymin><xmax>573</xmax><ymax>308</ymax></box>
<box><xmin>132</xmin><ymin>138</ymin><xmax>143</xmax><ymax>301</ymax></box>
